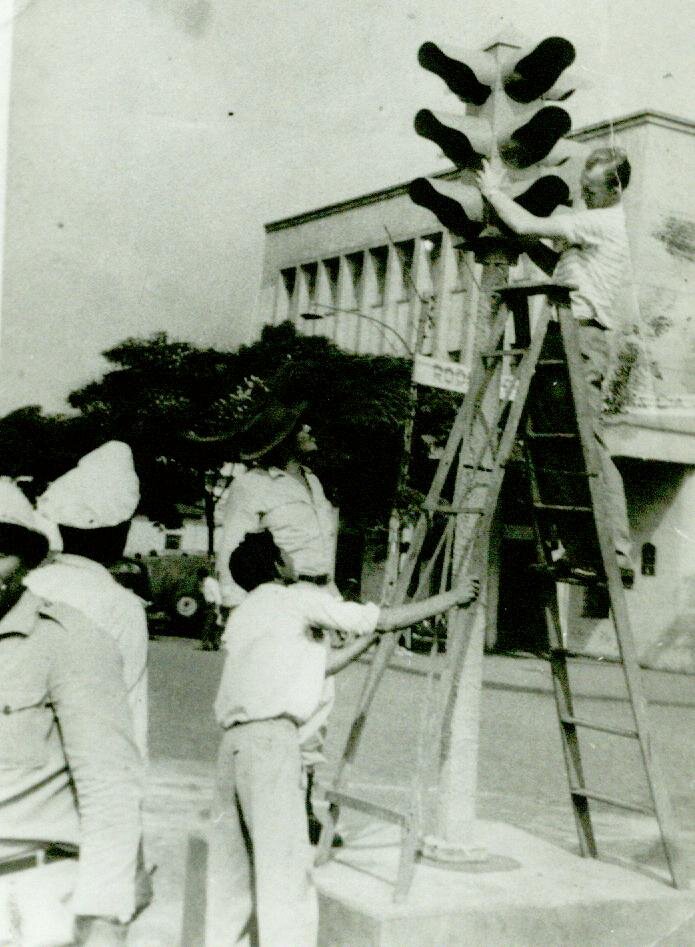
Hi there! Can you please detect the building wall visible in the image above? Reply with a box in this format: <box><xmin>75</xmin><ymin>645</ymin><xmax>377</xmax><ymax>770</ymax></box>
<box><xmin>573</xmin><ymin>114</ymin><xmax>695</xmax><ymax>401</ymax></box>
<box><xmin>126</xmin><ymin>514</ymin><xmax>214</xmax><ymax>557</ymax></box>
<box><xmin>562</xmin><ymin>462</ymin><xmax>695</xmax><ymax>672</ymax></box>
<box><xmin>260</xmin><ymin>187</ymin><xmax>485</xmax><ymax>362</ymax></box>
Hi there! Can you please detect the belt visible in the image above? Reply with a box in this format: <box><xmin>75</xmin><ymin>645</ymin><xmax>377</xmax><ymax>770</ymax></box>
<box><xmin>0</xmin><ymin>844</ymin><xmax>77</xmax><ymax>877</ymax></box>
<box><xmin>296</xmin><ymin>574</ymin><xmax>329</xmax><ymax>586</ymax></box>
<box><xmin>575</xmin><ymin>318</ymin><xmax>607</xmax><ymax>330</ymax></box>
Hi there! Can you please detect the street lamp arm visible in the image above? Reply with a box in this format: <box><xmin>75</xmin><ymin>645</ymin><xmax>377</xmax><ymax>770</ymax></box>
<box><xmin>300</xmin><ymin>303</ymin><xmax>414</xmax><ymax>357</ymax></box>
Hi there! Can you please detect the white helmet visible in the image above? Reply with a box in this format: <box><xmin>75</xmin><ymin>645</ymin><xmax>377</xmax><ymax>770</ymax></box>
<box><xmin>0</xmin><ymin>478</ymin><xmax>52</xmax><ymax>550</ymax></box>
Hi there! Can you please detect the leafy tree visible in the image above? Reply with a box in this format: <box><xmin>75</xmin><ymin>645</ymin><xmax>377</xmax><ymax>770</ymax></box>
<box><xmin>0</xmin><ymin>323</ymin><xmax>460</xmax><ymax>559</ymax></box>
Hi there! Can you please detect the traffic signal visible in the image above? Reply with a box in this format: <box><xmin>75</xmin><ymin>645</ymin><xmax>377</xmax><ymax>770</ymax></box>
<box><xmin>413</xmin><ymin>109</ymin><xmax>492</xmax><ymax>170</ymax></box>
<box><xmin>408</xmin><ymin>177</ymin><xmax>484</xmax><ymax>240</ymax></box>
<box><xmin>503</xmin><ymin>36</ymin><xmax>576</xmax><ymax>104</ymax></box>
<box><xmin>410</xmin><ymin>34</ymin><xmax>584</xmax><ymax>241</ymax></box>
<box><xmin>417</xmin><ymin>43</ymin><xmax>495</xmax><ymax>106</ymax></box>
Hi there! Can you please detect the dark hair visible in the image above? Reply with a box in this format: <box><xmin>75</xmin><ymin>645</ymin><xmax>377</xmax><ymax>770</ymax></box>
<box><xmin>229</xmin><ymin>530</ymin><xmax>282</xmax><ymax>592</ymax></box>
<box><xmin>0</xmin><ymin>524</ymin><xmax>49</xmax><ymax>568</ymax></box>
<box><xmin>58</xmin><ymin>520</ymin><xmax>131</xmax><ymax>567</ymax></box>
<box><xmin>586</xmin><ymin>147</ymin><xmax>631</xmax><ymax>192</ymax></box>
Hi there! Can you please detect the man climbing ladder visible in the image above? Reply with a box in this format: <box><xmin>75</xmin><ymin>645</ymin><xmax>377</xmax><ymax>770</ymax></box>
<box><xmin>476</xmin><ymin>146</ymin><xmax>634</xmax><ymax>586</ymax></box>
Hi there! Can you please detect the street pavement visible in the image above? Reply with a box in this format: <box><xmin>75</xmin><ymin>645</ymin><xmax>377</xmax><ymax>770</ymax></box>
<box><xmin>131</xmin><ymin>636</ymin><xmax>695</xmax><ymax>945</ymax></box>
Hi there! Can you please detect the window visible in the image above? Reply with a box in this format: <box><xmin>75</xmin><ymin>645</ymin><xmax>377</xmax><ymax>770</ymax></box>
<box><xmin>345</xmin><ymin>252</ymin><xmax>364</xmax><ymax>309</ymax></box>
<box><xmin>581</xmin><ymin>585</ymin><xmax>610</xmax><ymax>619</ymax></box>
<box><xmin>281</xmin><ymin>267</ymin><xmax>296</xmax><ymax>298</ymax></box>
<box><xmin>641</xmin><ymin>542</ymin><xmax>656</xmax><ymax>576</ymax></box>
<box><xmin>300</xmin><ymin>262</ymin><xmax>318</xmax><ymax>304</ymax></box>
<box><xmin>322</xmin><ymin>257</ymin><xmax>340</xmax><ymax>307</ymax></box>
<box><xmin>418</xmin><ymin>233</ymin><xmax>442</xmax><ymax>298</ymax></box>
<box><xmin>165</xmin><ymin>533</ymin><xmax>182</xmax><ymax>551</ymax></box>
<box><xmin>368</xmin><ymin>246</ymin><xmax>388</xmax><ymax>308</ymax></box>
<box><xmin>394</xmin><ymin>240</ymin><xmax>415</xmax><ymax>303</ymax></box>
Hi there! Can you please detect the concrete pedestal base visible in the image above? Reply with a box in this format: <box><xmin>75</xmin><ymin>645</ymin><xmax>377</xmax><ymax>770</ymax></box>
<box><xmin>314</xmin><ymin>820</ymin><xmax>695</xmax><ymax>947</ymax></box>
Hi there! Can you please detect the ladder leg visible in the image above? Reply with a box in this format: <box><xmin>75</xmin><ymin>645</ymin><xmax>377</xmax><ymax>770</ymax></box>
<box><xmin>315</xmin><ymin>801</ymin><xmax>341</xmax><ymax>867</ymax></box>
<box><xmin>559</xmin><ymin>307</ymin><xmax>687</xmax><ymax>888</ymax></box>
<box><xmin>607</xmin><ymin>570</ymin><xmax>688</xmax><ymax>888</ymax></box>
<box><xmin>394</xmin><ymin>814</ymin><xmax>420</xmax><ymax>903</ymax></box>
<box><xmin>544</xmin><ymin>593</ymin><xmax>598</xmax><ymax>858</ymax></box>
<box><xmin>522</xmin><ymin>381</ymin><xmax>599</xmax><ymax>859</ymax></box>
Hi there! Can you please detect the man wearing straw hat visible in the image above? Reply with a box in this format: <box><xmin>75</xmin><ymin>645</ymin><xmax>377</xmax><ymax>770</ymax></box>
<box><xmin>216</xmin><ymin>397</ymin><xmax>339</xmax><ymax>843</ymax></box>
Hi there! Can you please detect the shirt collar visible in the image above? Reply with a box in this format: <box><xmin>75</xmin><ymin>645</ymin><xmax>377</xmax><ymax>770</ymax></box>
<box><xmin>267</xmin><ymin>465</ymin><xmax>312</xmax><ymax>480</ymax></box>
<box><xmin>0</xmin><ymin>589</ymin><xmax>43</xmax><ymax>638</ymax></box>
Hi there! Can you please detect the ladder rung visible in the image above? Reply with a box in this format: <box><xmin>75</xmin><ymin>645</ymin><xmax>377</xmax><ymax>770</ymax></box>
<box><xmin>494</xmin><ymin>280</ymin><xmax>576</xmax><ymax>302</ymax></box>
<box><xmin>537</xmin><ymin>358</ymin><xmax>566</xmax><ymax>366</ymax></box>
<box><xmin>532</xmin><ymin>468</ymin><xmax>593</xmax><ymax>477</ymax></box>
<box><xmin>431</xmin><ymin>505</ymin><xmax>486</xmax><ymax>515</ymax></box>
<box><xmin>324</xmin><ymin>789</ymin><xmax>407</xmax><ymax>827</ymax></box>
<box><xmin>534</xmin><ymin>502</ymin><xmax>593</xmax><ymax>513</ymax></box>
<box><xmin>560</xmin><ymin>716</ymin><xmax>639</xmax><ymax>739</ymax></box>
<box><xmin>481</xmin><ymin>347</ymin><xmax>528</xmax><ymax>359</ymax></box>
<box><xmin>569</xmin><ymin>787</ymin><xmax>655</xmax><ymax>816</ymax></box>
<box><xmin>526</xmin><ymin>432</ymin><xmax>579</xmax><ymax>440</ymax></box>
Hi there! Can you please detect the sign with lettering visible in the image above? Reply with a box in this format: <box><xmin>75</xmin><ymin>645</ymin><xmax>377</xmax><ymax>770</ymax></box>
<box><xmin>413</xmin><ymin>354</ymin><xmax>470</xmax><ymax>394</ymax></box>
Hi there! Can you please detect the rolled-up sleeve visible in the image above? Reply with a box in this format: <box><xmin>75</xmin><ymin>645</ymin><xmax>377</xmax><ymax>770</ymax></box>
<box><xmin>300</xmin><ymin>587</ymin><xmax>380</xmax><ymax>637</ymax></box>
<box><xmin>551</xmin><ymin>210</ymin><xmax>599</xmax><ymax>247</ymax></box>
<box><xmin>43</xmin><ymin>612</ymin><xmax>144</xmax><ymax>922</ymax></box>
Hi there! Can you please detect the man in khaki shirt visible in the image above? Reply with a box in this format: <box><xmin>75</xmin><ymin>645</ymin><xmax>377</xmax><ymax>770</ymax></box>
<box><xmin>0</xmin><ymin>480</ymin><xmax>144</xmax><ymax>946</ymax></box>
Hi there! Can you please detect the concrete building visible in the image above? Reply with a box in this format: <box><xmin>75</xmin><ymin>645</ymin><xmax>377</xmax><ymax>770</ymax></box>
<box><xmin>258</xmin><ymin>111</ymin><xmax>695</xmax><ymax>671</ymax></box>
<box><xmin>125</xmin><ymin>507</ymin><xmax>213</xmax><ymax>558</ymax></box>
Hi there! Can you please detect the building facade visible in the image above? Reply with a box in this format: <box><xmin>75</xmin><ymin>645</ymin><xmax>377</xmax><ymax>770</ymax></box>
<box><xmin>258</xmin><ymin>111</ymin><xmax>695</xmax><ymax>671</ymax></box>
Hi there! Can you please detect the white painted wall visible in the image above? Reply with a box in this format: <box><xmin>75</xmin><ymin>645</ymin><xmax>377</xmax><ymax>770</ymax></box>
<box><xmin>563</xmin><ymin>464</ymin><xmax>695</xmax><ymax>671</ymax></box>
<box><xmin>125</xmin><ymin>514</ymin><xmax>215</xmax><ymax>557</ymax></box>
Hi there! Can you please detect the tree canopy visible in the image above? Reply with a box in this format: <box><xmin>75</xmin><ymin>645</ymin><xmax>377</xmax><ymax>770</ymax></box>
<box><xmin>0</xmin><ymin>322</ymin><xmax>460</xmax><ymax>534</ymax></box>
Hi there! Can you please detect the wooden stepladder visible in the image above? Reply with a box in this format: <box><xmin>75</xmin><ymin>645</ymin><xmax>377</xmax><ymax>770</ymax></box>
<box><xmin>316</xmin><ymin>281</ymin><xmax>686</xmax><ymax>897</ymax></box>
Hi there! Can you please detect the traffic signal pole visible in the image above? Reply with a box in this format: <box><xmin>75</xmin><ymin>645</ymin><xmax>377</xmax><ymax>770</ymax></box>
<box><xmin>434</xmin><ymin>257</ymin><xmax>510</xmax><ymax>846</ymax></box>
<box><xmin>410</xmin><ymin>30</ymin><xmax>579</xmax><ymax>858</ymax></box>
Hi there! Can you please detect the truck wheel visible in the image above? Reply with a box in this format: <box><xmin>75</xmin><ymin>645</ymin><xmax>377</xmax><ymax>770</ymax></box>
<box><xmin>175</xmin><ymin>595</ymin><xmax>200</xmax><ymax>620</ymax></box>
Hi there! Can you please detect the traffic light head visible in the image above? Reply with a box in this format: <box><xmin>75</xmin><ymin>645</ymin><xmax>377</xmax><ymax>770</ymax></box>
<box><xmin>503</xmin><ymin>37</ymin><xmax>576</xmax><ymax>103</ymax></box>
<box><xmin>414</xmin><ymin>110</ymin><xmax>492</xmax><ymax>170</ymax></box>
<box><xmin>414</xmin><ymin>36</ymin><xmax>577</xmax><ymax>175</ymax></box>
<box><xmin>499</xmin><ymin>105</ymin><xmax>572</xmax><ymax>169</ymax></box>
<box><xmin>408</xmin><ymin>178</ymin><xmax>484</xmax><ymax>240</ymax></box>
<box><xmin>411</xmin><ymin>32</ymin><xmax>583</xmax><ymax>252</ymax></box>
<box><xmin>510</xmin><ymin>176</ymin><xmax>572</xmax><ymax>216</ymax></box>
<box><xmin>417</xmin><ymin>43</ymin><xmax>495</xmax><ymax>106</ymax></box>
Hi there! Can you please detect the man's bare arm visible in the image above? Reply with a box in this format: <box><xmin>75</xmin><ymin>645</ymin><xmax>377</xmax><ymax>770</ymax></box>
<box><xmin>376</xmin><ymin>576</ymin><xmax>479</xmax><ymax>633</ymax></box>
<box><xmin>476</xmin><ymin>160</ymin><xmax>571</xmax><ymax>240</ymax></box>
<box><xmin>326</xmin><ymin>632</ymin><xmax>379</xmax><ymax>675</ymax></box>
